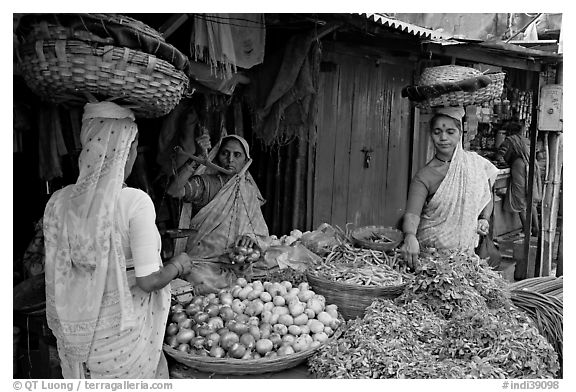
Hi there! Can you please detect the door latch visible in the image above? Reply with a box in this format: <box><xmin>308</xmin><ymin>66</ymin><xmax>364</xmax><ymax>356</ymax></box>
<box><xmin>361</xmin><ymin>147</ymin><xmax>373</xmax><ymax>168</ymax></box>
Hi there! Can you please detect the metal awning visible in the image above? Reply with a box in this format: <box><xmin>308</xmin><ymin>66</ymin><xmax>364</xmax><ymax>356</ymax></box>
<box><xmin>358</xmin><ymin>13</ymin><xmax>450</xmax><ymax>40</ymax></box>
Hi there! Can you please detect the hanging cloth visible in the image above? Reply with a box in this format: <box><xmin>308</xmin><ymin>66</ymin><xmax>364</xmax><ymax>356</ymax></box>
<box><xmin>192</xmin><ymin>13</ymin><xmax>265</xmax><ymax>79</ymax></box>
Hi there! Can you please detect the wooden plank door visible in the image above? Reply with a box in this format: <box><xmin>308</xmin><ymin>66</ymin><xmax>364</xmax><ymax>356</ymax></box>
<box><xmin>313</xmin><ymin>49</ymin><xmax>413</xmax><ymax>230</ymax></box>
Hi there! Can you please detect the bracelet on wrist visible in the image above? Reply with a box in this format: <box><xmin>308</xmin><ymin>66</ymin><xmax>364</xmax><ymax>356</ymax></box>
<box><xmin>168</xmin><ymin>261</ymin><xmax>182</xmax><ymax>278</ymax></box>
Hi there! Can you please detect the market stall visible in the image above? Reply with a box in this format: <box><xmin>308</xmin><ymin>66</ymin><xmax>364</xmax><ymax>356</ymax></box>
<box><xmin>160</xmin><ymin>225</ymin><xmax>562</xmax><ymax>379</ymax></box>
<box><xmin>13</xmin><ymin>13</ymin><xmax>563</xmax><ymax>380</ymax></box>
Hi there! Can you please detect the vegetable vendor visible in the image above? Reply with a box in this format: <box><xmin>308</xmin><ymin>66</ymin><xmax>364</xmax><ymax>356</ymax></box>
<box><xmin>168</xmin><ymin>133</ymin><xmax>269</xmax><ymax>293</ymax></box>
<box><xmin>43</xmin><ymin>101</ymin><xmax>193</xmax><ymax>378</ymax></box>
<box><xmin>400</xmin><ymin>107</ymin><xmax>499</xmax><ymax>268</ymax></box>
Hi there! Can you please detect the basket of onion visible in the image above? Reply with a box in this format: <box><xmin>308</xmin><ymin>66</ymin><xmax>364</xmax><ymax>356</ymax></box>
<box><xmin>163</xmin><ymin>277</ymin><xmax>342</xmax><ymax>375</ymax></box>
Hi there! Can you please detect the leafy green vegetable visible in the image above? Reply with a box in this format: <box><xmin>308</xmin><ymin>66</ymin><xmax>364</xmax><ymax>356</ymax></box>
<box><xmin>308</xmin><ymin>249</ymin><xmax>559</xmax><ymax>379</ymax></box>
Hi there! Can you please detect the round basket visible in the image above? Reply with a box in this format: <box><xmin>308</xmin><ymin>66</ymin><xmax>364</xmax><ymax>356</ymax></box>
<box><xmin>416</xmin><ymin>66</ymin><xmax>505</xmax><ymax>108</ymax></box>
<box><xmin>163</xmin><ymin>328</ymin><xmax>341</xmax><ymax>375</ymax></box>
<box><xmin>306</xmin><ymin>272</ymin><xmax>405</xmax><ymax>320</ymax></box>
<box><xmin>351</xmin><ymin>225</ymin><xmax>403</xmax><ymax>252</ymax></box>
<box><xmin>416</xmin><ymin>65</ymin><xmax>506</xmax><ymax>109</ymax></box>
<box><xmin>17</xmin><ymin>39</ymin><xmax>189</xmax><ymax>118</ymax></box>
<box><xmin>419</xmin><ymin>65</ymin><xmax>482</xmax><ymax>85</ymax></box>
<box><xmin>19</xmin><ymin>14</ymin><xmax>165</xmax><ymax>43</ymax></box>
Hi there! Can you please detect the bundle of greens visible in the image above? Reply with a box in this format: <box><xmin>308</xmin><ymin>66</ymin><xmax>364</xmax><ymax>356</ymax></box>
<box><xmin>401</xmin><ymin>248</ymin><xmax>513</xmax><ymax>317</ymax></box>
<box><xmin>308</xmin><ymin>249</ymin><xmax>560</xmax><ymax>379</ymax></box>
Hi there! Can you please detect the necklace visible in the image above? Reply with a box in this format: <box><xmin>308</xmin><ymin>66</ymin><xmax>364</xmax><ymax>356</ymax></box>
<box><xmin>435</xmin><ymin>154</ymin><xmax>451</xmax><ymax>164</ymax></box>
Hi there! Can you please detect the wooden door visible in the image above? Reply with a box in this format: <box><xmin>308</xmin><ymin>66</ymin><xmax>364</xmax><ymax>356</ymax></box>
<box><xmin>313</xmin><ymin>48</ymin><xmax>413</xmax><ymax>229</ymax></box>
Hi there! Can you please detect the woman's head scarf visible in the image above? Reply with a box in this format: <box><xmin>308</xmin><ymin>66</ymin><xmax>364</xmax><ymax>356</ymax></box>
<box><xmin>43</xmin><ymin>101</ymin><xmax>138</xmax><ymax>371</ymax></box>
<box><xmin>433</xmin><ymin>106</ymin><xmax>465</xmax><ymax>125</ymax></box>
<box><xmin>197</xmin><ymin>134</ymin><xmax>253</xmax><ymax>176</ymax></box>
<box><xmin>220</xmin><ymin>134</ymin><xmax>251</xmax><ymax>160</ymax></box>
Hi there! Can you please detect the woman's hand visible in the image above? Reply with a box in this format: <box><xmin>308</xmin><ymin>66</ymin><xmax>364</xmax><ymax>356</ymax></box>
<box><xmin>236</xmin><ymin>235</ymin><xmax>256</xmax><ymax>249</ymax></box>
<box><xmin>171</xmin><ymin>252</ymin><xmax>193</xmax><ymax>276</ymax></box>
<box><xmin>400</xmin><ymin>233</ymin><xmax>420</xmax><ymax>269</ymax></box>
<box><xmin>137</xmin><ymin>253</ymin><xmax>193</xmax><ymax>292</ymax></box>
<box><xmin>196</xmin><ymin>134</ymin><xmax>211</xmax><ymax>156</ymax></box>
<box><xmin>477</xmin><ymin>218</ymin><xmax>489</xmax><ymax>236</ymax></box>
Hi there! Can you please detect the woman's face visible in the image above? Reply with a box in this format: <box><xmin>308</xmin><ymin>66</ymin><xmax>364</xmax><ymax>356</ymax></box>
<box><xmin>217</xmin><ymin>139</ymin><xmax>247</xmax><ymax>174</ymax></box>
<box><xmin>431</xmin><ymin>116</ymin><xmax>461</xmax><ymax>157</ymax></box>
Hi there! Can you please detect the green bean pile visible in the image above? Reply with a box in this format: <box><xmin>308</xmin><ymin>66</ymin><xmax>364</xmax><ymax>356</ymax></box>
<box><xmin>311</xmin><ymin>243</ymin><xmax>406</xmax><ymax>287</ymax></box>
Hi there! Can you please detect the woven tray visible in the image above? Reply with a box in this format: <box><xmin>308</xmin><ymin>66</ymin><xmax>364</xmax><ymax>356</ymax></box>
<box><xmin>17</xmin><ymin>39</ymin><xmax>189</xmax><ymax>118</ymax></box>
<box><xmin>163</xmin><ymin>328</ymin><xmax>341</xmax><ymax>375</ymax></box>
<box><xmin>351</xmin><ymin>225</ymin><xmax>403</xmax><ymax>252</ymax></box>
<box><xmin>306</xmin><ymin>272</ymin><xmax>405</xmax><ymax>320</ymax></box>
<box><xmin>416</xmin><ymin>65</ymin><xmax>505</xmax><ymax>108</ymax></box>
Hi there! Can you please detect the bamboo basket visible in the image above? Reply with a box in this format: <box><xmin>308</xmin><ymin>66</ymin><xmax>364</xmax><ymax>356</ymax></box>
<box><xmin>163</xmin><ymin>328</ymin><xmax>342</xmax><ymax>375</ymax></box>
<box><xmin>20</xmin><ymin>14</ymin><xmax>165</xmax><ymax>43</ymax></box>
<box><xmin>17</xmin><ymin>39</ymin><xmax>189</xmax><ymax>118</ymax></box>
<box><xmin>416</xmin><ymin>65</ymin><xmax>505</xmax><ymax>108</ymax></box>
<box><xmin>350</xmin><ymin>225</ymin><xmax>403</xmax><ymax>252</ymax></box>
<box><xmin>306</xmin><ymin>272</ymin><xmax>406</xmax><ymax>320</ymax></box>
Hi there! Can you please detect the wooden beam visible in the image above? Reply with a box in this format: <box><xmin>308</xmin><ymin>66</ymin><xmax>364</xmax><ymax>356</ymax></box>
<box><xmin>426</xmin><ymin>43</ymin><xmax>543</xmax><ymax>72</ymax></box>
<box><xmin>323</xmin><ymin>41</ymin><xmax>418</xmax><ymax>67</ymax></box>
<box><xmin>158</xmin><ymin>14</ymin><xmax>189</xmax><ymax>39</ymax></box>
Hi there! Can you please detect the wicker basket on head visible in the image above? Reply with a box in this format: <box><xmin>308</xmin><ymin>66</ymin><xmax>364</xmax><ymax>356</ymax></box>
<box><xmin>416</xmin><ymin>65</ymin><xmax>505</xmax><ymax>108</ymax></box>
<box><xmin>306</xmin><ymin>272</ymin><xmax>406</xmax><ymax>320</ymax></box>
<box><xmin>17</xmin><ymin>39</ymin><xmax>189</xmax><ymax>118</ymax></box>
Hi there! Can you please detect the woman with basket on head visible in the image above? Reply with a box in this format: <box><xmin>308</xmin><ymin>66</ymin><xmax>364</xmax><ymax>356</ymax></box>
<box><xmin>43</xmin><ymin>101</ymin><xmax>193</xmax><ymax>378</ymax></box>
<box><xmin>400</xmin><ymin>107</ymin><xmax>500</xmax><ymax>268</ymax></box>
<box><xmin>167</xmin><ymin>132</ymin><xmax>269</xmax><ymax>294</ymax></box>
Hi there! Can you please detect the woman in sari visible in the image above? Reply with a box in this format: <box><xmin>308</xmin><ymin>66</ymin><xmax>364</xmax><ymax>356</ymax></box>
<box><xmin>400</xmin><ymin>107</ymin><xmax>499</xmax><ymax>268</ymax></box>
<box><xmin>495</xmin><ymin>121</ymin><xmax>542</xmax><ymax>237</ymax></box>
<box><xmin>167</xmin><ymin>134</ymin><xmax>269</xmax><ymax>292</ymax></box>
<box><xmin>43</xmin><ymin>101</ymin><xmax>192</xmax><ymax>378</ymax></box>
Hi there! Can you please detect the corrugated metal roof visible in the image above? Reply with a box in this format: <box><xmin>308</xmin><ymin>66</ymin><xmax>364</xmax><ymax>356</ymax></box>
<box><xmin>359</xmin><ymin>13</ymin><xmax>450</xmax><ymax>40</ymax></box>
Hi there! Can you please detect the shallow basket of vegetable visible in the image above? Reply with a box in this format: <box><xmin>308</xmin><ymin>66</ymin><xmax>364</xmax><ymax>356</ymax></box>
<box><xmin>163</xmin><ymin>329</ymin><xmax>341</xmax><ymax>375</ymax></box>
<box><xmin>164</xmin><ymin>277</ymin><xmax>344</xmax><ymax>375</ymax></box>
<box><xmin>306</xmin><ymin>273</ymin><xmax>405</xmax><ymax>320</ymax></box>
<box><xmin>350</xmin><ymin>225</ymin><xmax>403</xmax><ymax>252</ymax></box>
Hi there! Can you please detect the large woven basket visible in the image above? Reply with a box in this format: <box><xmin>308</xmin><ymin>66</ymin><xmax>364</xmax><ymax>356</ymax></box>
<box><xmin>17</xmin><ymin>39</ymin><xmax>189</xmax><ymax>118</ymax></box>
<box><xmin>351</xmin><ymin>225</ymin><xmax>403</xmax><ymax>252</ymax></box>
<box><xmin>417</xmin><ymin>65</ymin><xmax>505</xmax><ymax>108</ymax></box>
<box><xmin>21</xmin><ymin>14</ymin><xmax>164</xmax><ymax>44</ymax></box>
<box><xmin>306</xmin><ymin>272</ymin><xmax>405</xmax><ymax>320</ymax></box>
<box><xmin>163</xmin><ymin>328</ymin><xmax>341</xmax><ymax>375</ymax></box>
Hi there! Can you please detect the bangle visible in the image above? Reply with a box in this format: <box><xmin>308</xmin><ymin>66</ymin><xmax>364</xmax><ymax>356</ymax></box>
<box><xmin>167</xmin><ymin>261</ymin><xmax>182</xmax><ymax>278</ymax></box>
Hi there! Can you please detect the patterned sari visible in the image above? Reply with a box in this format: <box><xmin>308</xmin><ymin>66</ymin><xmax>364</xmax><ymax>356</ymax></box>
<box><xmin>43</xmin><ymin>102</ymin><xmax>169</xmax><ymax>378</ymax></box>
<box><xmin>417</xmin><ymin>141</ymin><xmax>499</xmax><ymax>252</ymax></box>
